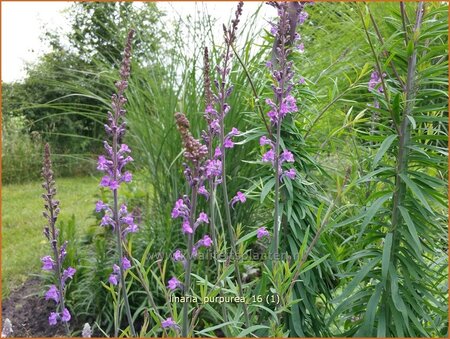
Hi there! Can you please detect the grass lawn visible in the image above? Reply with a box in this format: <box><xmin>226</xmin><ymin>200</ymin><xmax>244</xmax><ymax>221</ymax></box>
<box><xmin>1</xmin><ymin>176</ymin><xmax>100</xmax><ymax>298</ymax></box>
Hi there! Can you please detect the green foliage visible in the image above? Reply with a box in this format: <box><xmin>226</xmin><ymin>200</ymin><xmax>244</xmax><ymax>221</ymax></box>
<box><xmin>329</xmin><ymin>2</ymin><xmax>448</xmax><ymax>336</ymax></box>
<box><xmin>3</xmin><ymin>2</ymin><xmax>447</xmax><ymax>337</ymax></box>
<box><xmin>2</xmin><ymin>114</ymin><xmax>43</xmax><ymax>184</ymax></box>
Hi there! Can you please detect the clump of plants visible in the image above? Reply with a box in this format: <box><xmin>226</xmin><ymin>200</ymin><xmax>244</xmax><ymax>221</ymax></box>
<box><xmin>18</xmin><ymin>1</ymin><xmax>447</xmax><ymax>338</ymax></box>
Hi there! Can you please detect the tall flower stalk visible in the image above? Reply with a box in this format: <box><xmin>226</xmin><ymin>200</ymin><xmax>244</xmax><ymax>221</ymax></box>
<box><xmin>211</xmin><ymin>1</ymin><xmax>250</xmax><ymax>327</ymax></box>
<box><xmin>261</xmin><ymin>2</ymin><xmax>307</xmax><ymax>261</ymax></box>
<box><xmin>95</xmin><ymin>30</ymin><xmax>137</xmax><ymax>337</ymax></box>
<box><xmin>41</xmin><ymin>143</ymin><xmax>76</xmax><ymax>334</ymax></box>
<box><xmin>202</xmin><ymin>47</ymin><xmax>218</xmax><ymax>248</ymax></box>
<box><xmin>172</xmin><ymin>112</ymin><xmax>212</xmax><ymax>337</ymax></box>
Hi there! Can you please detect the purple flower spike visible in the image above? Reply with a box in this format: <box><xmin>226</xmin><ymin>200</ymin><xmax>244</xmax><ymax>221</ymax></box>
<box><xmin>257</xmin><ymin>227</ymin><xmax>270</xmax><ymax>239</ymax></box>
<box><xmin>48</xmin><ymin>312</ymin><xmax>58</xmax><ymax>326</ymax></box>
<box><xmin>41</xmin><ymin>256</ymin><xmax>54</xmax><ymax>271</ymax></box>
<box><xmin>167</xmin><ymin>276</ymin><xmax>181</xmax><ymax>291</ymax></box>
<box><xmin>61</xmin><ymin>308</ymin><xmax>71</xmax><ymax>322</ymax></box>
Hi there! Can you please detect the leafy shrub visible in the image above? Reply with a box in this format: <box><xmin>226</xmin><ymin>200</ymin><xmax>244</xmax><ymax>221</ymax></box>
<box><xmin>2</xmin><ymin>115</ymin><xmax>43</xmax><ymax>184</ymax></box>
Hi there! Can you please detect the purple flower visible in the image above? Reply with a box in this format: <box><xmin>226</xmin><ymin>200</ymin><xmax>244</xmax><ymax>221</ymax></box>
<box><xmin>298</xmin><ymin>11</ymin><xmax>309</xmax><ymax>24</ymax></box>
<box><xmin>262</xmin><ymin>149</ymin><xmax>275</xmax><ymax>163</ymax></box>
<box><xmin>214</xmin><ymin>147</ymin><xmax>222</xmax><ymax>158</ymax></box>
<box><xmin>95</xmin><ymin>200</ymin><xmax>108</xmax><ymax>213</ymax></box>
<box><xmin>259</xmin><ymin>136</ymin><xmax>272</xmax><ymax>146</ymax></box>
<box><xmin>193</xmin><ymin>235</ymin><xmax>213</xmax><ymax>255</ymax></box>
<box><xmin>121</xmin><ymin>171</ymin><xmax>132</xmax><ymax>183</ymax></box>
<box><xmin>197</xmin><ymin>212</ymin><xmax>209</xmax><ymax>224</ymax></box>
<box><xmin>167</xmin><ymin>276</ymin><xmax>181</xmax><ymax>290</ymax></box>
<box><xmin>299</xmin><ymin>77</ymin><xmax>305</xmax><ymax>84</ymax></box>
<box><xmin>206</xmin><ymin>159</ymin><xmax>222</xmax><ymax>177</ymax></box>
<box><xmin>171</xmin><ymin>199</ymin><xmax>189</xmax><ymax>219</ymax></box>
<box><xmin>62</xmin><ymin>267</ymin><xmax>76</xmax><ymax>284</ymax></box>
<box><xmin>257</xmin><ymin>227</ymin><xmax>270</xmax><ymax>239</ymax></box>
<box><xmin>100</xmin><ymin>176</ymin><xmax>119</xmax><ymax>190</ymax></box>
<box><xmin>296</xmin><ymin>43</ymin><xmax>305</xmax><ymax>53</ymax></box>
<box><xmin>368</xmin><ymin>71</ymin><xmax>385</xmax><ymax>92</ymax></box>
<box><xmin>284</xmin><ymin>95</ymin><xmax>298</xmax><ymax>113</ymax></box>
<box><xmin>270</xmin><ymin>24</ymin><xmax>278</xmax><ymax>35</ymax></box>
<box><xmin>224</xmin><ymin>137</ymin><xmax>234</xmax><ymax>148</ymax></box>
<box><xmin>173</xmin><ymin>250</ymin><xmax>185</xmax><ymax>262</ymax></box>
<box><xmin>41</xmin><ymin>256</ymin><xmax>54</xmax><ymax>271</ymax></box>
<box><xmin>122</xmin><ymin>257</ymin><xmax>131</xmax><ymax>270</ymax></box>
<box><xmin>280</xmin><ymin>150</ymin><xmax>294</xmax><ymax>163</ymax></box>
<box><xmin>198</xmin><ymin>185</ymin><xmax>209</xmax><ymax>200</ymax></box>
<box><xmin>267</xmin><ymin>110</ymin><xmax>278</xmax><ymax>124</ymax></box>
<box><xmin>123</xmin><ymin>223</ymin><xmax>139</xmax><ymax>236</ymax></box>
<box><xmin>100</xmin><ymin>214</ymin><xmax>114</xmax><ymax>228</ymax></box>
<box><xmin>162</xmin><ymin>317</ymin><xmax>178</xmax><ymax>330</ymax></box>
<box><xmin>45</xmin><ymin>285</ymin><xmax>60</xmax><ymax>303</ymax></box>
<box><xmin>182</xmin><ymin>220</ymin><xmax>193</xmax><ymax>234</ymax></box>
<box><xmin>108</xmin><ymin>274</ymin><xmax>118</xmax><ymax>285</ymax></box>
<box><xmin>284</xmin><ymin>168</ymin><xmax>296</xmax><ymax>180</ymax></box>
<box><xmin>48</xmin><ymin>312</ymin><xmax>58</xmax><ymax>326</ymax></box>
<box><xmin>119</xmin><ymin>144</ymin><xmax>131</xmax><ymax>153</ymax></box>
<box><xmin>201</xmin><ymin>235</ymin><xmax>212</xmax><ymax>247</ymax></box>
<box><xmin>229</xmin><ymin>127</ymin><xmax>240</xmax><ymax>136</ymax></box>
<box><xmin>97</xmin><ymin>155</ymin><xmax>110</xmax><ymax>171</ymax></box>
<box><xmin>205</xmin><ymin>105</ymin><xmax>218</xmax><ymax>118</ymax></box>
<box><xmin>231</xmin><ymin>191</ymin><xmax>246</xmax><ymax>208</ymax></box>
<box><xmin>61</xmin><ymin>308</ymin><xmax>71</xmax><ymax>322</ymax></box>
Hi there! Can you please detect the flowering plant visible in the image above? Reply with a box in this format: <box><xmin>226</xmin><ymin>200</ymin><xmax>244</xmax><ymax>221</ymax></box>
<box><xmin>40</xmin><ymin>143</ymin><xmax>76</xmax><ymax>333</ymax></box>
<box><xmin>95</xmin><ymin>29</ymin><xmax>137</xmax><ymax>337</ymax></box>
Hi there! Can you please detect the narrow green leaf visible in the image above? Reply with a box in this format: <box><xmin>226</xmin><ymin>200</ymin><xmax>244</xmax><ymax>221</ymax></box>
<box><xmin>333</xmin><ymin>258</ymin><xmax>378</xmax><ymax>304</ymax></box>
<box><xmin>261</xmin><ymin>178</ymin><xmax>275</xmax><ymax>203</ymax></box>
<box><xmin>399</xmin><ymin>173</ymin><xmax>433</xmax><ymax>213</ymax></box>
<box><xmin>398</xmin><ymin>206</ymin><xmax>422</xmax><ymax>252</ymax></box>
<box><xmin>373</xmin><ymin>135</ymin><xmax>397</xmax><ymax>168</ymax></box>
<box><xmin>237</xmin><ymin>325</ymin><xmax>269</xmax><ymax>337</ymax></box>
<box><xmin>382</xmin><ymin>232</ymin><xmax>393</xmax><ymax>286</ymax></box>
<box><xmin>359</xmin><ymin>194</ymin><xmax>391</xmax><ymax>238</ymax></box>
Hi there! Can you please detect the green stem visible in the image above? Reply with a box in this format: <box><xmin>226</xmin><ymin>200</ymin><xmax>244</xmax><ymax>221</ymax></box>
<box><xmin>272</xmin><ymin>123</ymin><xmax>281</xmax><ymax>261</ymax></box>
<box><xmin>112</xmin><ymin>113</ymin><xmax>136</xmax><ymax>337</ymax></box>
<box><xmin>358</xmin><ymin>4</ymin><xmax>400</xmax><ymax>135</ymax></box>
<box><xmin>384</xmin><ymin>2</ymin><xmax>423</xmax><ymax>334</ymax></box>
<box><xmin>113</xmin><ymin>191</ymin><xmax>136</xmax><ymax>337</ymax></box>
<box><xmin>46</xmin><ymin>173</ymin><xmax>70</xmax><ymax>337</ymax></box>
<box><xmin>217</xmin><ymin>24</ymin><xmax>251</xmax><ymax>329</ymax></box>
<box><xmin>182</xmin><ymin>185</ymin><xmax>198</xmax><ymax>337</ymax></box>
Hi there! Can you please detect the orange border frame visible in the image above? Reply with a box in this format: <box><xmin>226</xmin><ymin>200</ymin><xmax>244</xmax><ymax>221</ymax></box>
<box><xmin>0</xmin><ymin>1</ymin><xmax>448</xmax><ymax>339</ymax></box>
